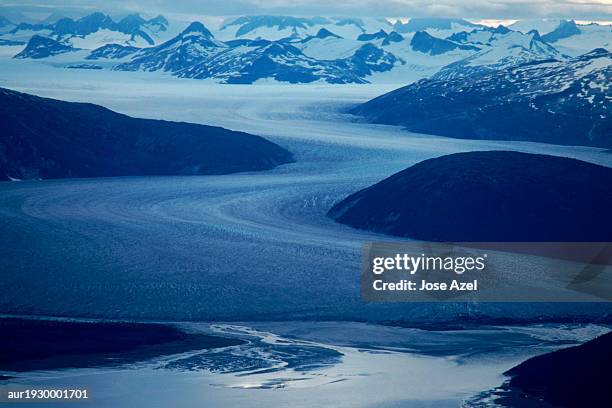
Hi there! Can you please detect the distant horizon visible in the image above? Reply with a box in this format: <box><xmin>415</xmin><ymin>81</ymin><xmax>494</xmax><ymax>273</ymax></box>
<box><xmin>2</xmin><ymin>7</ymin><xmax>612</xmax><ymax>29</ymax></box>
<box><xmin>1</xmin><ymin>0</ymin><xmax>611</xmax><ymax>24</ymax></box>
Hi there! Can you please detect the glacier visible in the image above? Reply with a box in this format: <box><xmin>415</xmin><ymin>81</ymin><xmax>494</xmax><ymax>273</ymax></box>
<box><xmin>0</xmin><ymin>63</ymin><xmax>611</xmax><ymax>321</ymax></box>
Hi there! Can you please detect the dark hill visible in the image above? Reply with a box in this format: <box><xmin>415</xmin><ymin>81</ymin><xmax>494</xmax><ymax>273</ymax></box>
<box><xmin>0</xmin><ymin>87</ymin><xmax>293</xmax><ymax>181</ymax></box>
<box><xmin>328</xmin><ymin>151</ymin><xmax>612</xmax><ymax>241</ymax></box>
<box><xmin>497</xmin><ymin>330</ymin><xmax>612</xmax><ymax>407</ymax></box>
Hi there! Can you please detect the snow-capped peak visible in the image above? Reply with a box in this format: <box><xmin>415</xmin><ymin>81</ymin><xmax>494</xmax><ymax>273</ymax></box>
<box><xmin>180</xmin><ymin>21</ymin><xmax>214</xmax><ymax>38</ymax></box>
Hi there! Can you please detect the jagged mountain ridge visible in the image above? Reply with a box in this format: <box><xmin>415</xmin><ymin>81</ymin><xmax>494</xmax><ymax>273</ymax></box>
<box><xmin>439</xmin><ymin>26</ymin><xmax>565</xmax><ymax>76</ymax></box>
<box><xmin>7</xmin><ymin>12</ymin><xmax>168</xmax><ymax>47</ymax></box>
<box><xmin>114</xmin><ymin>22</ymin><xmax>226</xmax><ymax>72</ymax></box>
<box><xmin>2</xmin><ymin>13</ymin><xmax>611</xmax><ymax>85</ymax></box>
<box><xmin>14</xmin><ymin>35</ymin><xmax>79</xmax><ymax>58</ymax></box>
<box><xmin>110</xmin><ymin>19</ymin><xmax>574</xmax><ymax>84</ymax></box>
<box><xmin>114</xmin><ymin>22</ymin><xmax>400</xmax><ymax>84</ymax></box>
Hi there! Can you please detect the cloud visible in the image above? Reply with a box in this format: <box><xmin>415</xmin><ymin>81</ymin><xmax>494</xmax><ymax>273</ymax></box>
<box><xmin>2</xmin><ymin>0</ymin><xmax>611</xmax><ymax>19</ymax></box>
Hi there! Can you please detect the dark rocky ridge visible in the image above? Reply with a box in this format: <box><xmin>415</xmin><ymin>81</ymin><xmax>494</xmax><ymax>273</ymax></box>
<box><xmin>351</xmin><ymin>50</ymin><xmax>611</xmax><ymax>148</ymax></box>
<box><xmin>328</xmin><ymin>151</ymin><xmax>612</xmax><ymax>242</ymax></box>
<box><xmin>496</xmin><ymin>330</ymin><xmax>612</xmax><ymax>407</ymax></box>
<box><xmin>14</xmin><ymin>35</ymin><xmax>78</xmax><ymax>59</ymax></box>
<box><xmin>542</xmin><ymin>19</ymin><xmax>581</xmax><ymax>43</ymax></box>
<box><xmin>357</xmin><ymin>29</ymin><xmax>388</xmax><ymax>41</ymax></box>
<box><xmin>0</xmin><ymin>318</ymin><xmax>243</xmax><ymax>372</ymax></box>
<box><xmin>0</xmin><ymin>87</ymin><xmax>293</xmax><ymax>181</ymax></box>
<box><xmin>410</xmin><ymin>31</ymin><xmax>479</xmax><ymax>55</ymax></box>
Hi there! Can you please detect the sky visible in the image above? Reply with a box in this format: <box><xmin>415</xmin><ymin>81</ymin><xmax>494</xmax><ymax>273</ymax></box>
<box><xmin>1</xmin><ymin>0</ymin><xmax>612</xmax><ymax>21</ymax></box>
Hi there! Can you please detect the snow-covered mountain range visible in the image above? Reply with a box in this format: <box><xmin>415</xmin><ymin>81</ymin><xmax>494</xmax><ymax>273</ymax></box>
<box><xmin>113</xmin><ymin>22</ymin><xmax>399</xmax><ymax>84</ymax></box>
<box><xmin>351</xmin><ymin>48</ymin><xmax>611</xmax><ymax>147</ymax></box>
<box><xmin>3</xmin><ymin>12</ymin><xmax>171</xmax><ymax>47</ymax></box>
<box><xmin>0</xmin><ymin>13</ymin><xmax>610</xmax><ymax>85</ymax></box>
